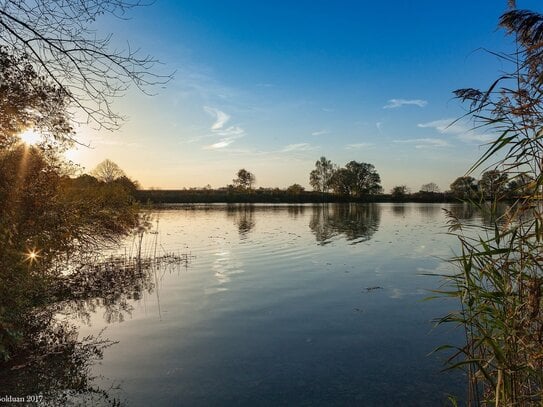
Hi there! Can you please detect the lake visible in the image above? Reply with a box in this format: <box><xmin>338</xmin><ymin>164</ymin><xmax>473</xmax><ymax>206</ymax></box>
<box><xmin>68</xmin><ymin>203</ymin><xmax>474</xmax><ymax>406</ymax></box>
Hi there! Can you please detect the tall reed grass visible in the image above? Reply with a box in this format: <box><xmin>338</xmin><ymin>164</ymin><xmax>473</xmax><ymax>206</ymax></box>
<box><xmin>437</xmin><ymin>7</ymin><xmax>543</xmax><ymax>406</ymax></box>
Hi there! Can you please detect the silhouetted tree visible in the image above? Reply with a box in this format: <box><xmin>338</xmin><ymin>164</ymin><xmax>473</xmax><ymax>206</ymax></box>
<box><xmin>478</xmin><ymin>170</ymin><xmax>508</xmax><ymax>199</ymax></box>
<box><xmin>329</xmin><ymin>168</ymin><xmax>354</xmax><ymax>196</ymax></box>
<box><xmin>233</xmin><ymin>169</ymin><xmax>255</xmax><ymax>190</ymax></box>
<box><xmin>330</xmin><ymin>161</ymin><xmax>382</xmax><ymax>197</ymax></box>
<box><xmin>286</xmin><ymin>183</ymin><xmax>305</xmax><ymax>195</ymax></box>
<box><xmin>450</xmin><ymin>176</ymin><xmax>478</xmax><ymax>199</ymax></box>
<box><xmin>420</xmin><ymin>182</ymin><xmax>440</xmax><ymax>193</ymax></box>
<box><xmin>347</xmin><ymin>161</ymin><xmax>382</xmax><ymax>196</ymax></box>
<box><xmin>391</xmin><ymin>185</ymin><xmax>410</xmax><ymax>199</ymax></box>
<box><xmin>92</xmin><ymin>159</ymin><xmax>126</xmax><ymax>183</ymax></box>
<box><xmin>309</xmin><ymin>156</ymin><xmax>335</xmax><ymax>193</ymax></box>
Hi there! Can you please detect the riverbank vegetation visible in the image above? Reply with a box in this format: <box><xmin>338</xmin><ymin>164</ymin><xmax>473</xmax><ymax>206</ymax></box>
<box><xmin>0</xmin><ymin>2</ymin><xmax>167</xmax><ymax>399</ymax></box>
<box><xmin>0</xmin><ymin>145</ymin><xmax>144</xmax><ymax>353</ymax></box>
<box><xmin>436</xmin><ymin>4</ymin><xmax>543</xmax><ymax>405</ymax></box>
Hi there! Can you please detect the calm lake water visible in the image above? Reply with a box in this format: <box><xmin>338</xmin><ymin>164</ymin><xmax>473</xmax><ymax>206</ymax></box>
<box><xmin>70</xmin><ymin>203</ymin><xmax>475</xmax><ymax>406</ymax></box>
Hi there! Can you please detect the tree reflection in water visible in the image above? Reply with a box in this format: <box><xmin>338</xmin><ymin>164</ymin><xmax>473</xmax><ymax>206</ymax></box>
<box><xmin>309</xmin><ymin>203</ymin><xmax>381</xmax><ymax>245</ymax></box>
<box><xmin>391</xmin><ymin>203</ymin><xmax>410</xmax><ymax>217</ymax></box>
<box><xmin>415</xmin><ymin>204</ymin><xmax>442</xmax><ymax>220</ymax></box>
<box><xmin>445</xmin><ymin>202</ymin><xmax>509</xmax><ymax>227</ymax></box>
<box><xmin>287</xmin><ymin>205</ymin><xmax>306</xmax><ymax>219</ymax></box>
<box><xmin>226</xmin><ymin>204</ymin><xmax>256</xmax><ymax>238</ymax></box>
<box><xmin>0</xmin><ymin>254</ymin><xmax>190</xmax><ymax>406</ymax></box>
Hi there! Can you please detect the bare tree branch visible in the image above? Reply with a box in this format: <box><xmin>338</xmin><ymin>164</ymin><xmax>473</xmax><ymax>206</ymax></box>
<box><xmin>0</xmin><ymin>0</ymin><xmax>172</xmax><ymax>131</ymax></box>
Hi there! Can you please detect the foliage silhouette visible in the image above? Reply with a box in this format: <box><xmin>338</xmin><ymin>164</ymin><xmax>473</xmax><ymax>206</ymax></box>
<box><xmin>309</xmin><ymin>156</ymin><xmax>336</xmax><ymax>193</ymax></box>
<box><xmin>329</xmin><ymin>161</ymin><xmax>382</xmax><ymax>197</ymax></box>
<box><xmin>0</xmin><ymin>0</ymin><xmax>170</xmax><ymax>130</ymax></box>
<box><xmin>233</xmin><ymin>169</ymin><xmax>256</xmax><ymax>190</ymax></box>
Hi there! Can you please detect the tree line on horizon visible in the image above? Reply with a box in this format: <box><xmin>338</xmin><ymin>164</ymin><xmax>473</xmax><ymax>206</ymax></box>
<box><xmin>129</xmin><ymin>156</ymin><xmax>533</xmax><ymax>202</ymax></box>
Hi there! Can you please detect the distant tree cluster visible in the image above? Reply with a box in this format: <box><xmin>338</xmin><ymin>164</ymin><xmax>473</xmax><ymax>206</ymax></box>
<box><xmin>159</xmin><ymin>164</ymin><xmax>534</xmax><ymax>204</ymax></box>
<box><xmin>449</xmin><ymin>170</ymin><xmax>531</xmax><ymax>200</ymax></box>
<box><xmin>309</xmin><ymin>157</ymin><xmax>382</xmax><ymax>197</ymax></box>
<box><xmin>390</xmin><ymin>185</ymin><xmax>410</xmax><ymax>199</ymax></box>
<box><xmin>286</xmin><ymin>183</ymin><xmax>305</xmax><ymax>195</ymax></box>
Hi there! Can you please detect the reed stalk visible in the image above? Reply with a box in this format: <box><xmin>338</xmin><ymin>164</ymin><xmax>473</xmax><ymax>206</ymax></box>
<box><xmin>437</xmin><ymin>7</ymin><xmax>543</xmax><ymax>406</ymax></box>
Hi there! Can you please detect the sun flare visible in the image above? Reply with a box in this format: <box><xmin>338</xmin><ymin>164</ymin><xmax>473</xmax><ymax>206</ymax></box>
<box><xmin>24</xmin><ymin>249</ymin><xmax>41</xmax><ymax>264</ymax></box>
<box><xmin>20</xmin><ymin>129</ymin><xmax>41</xmax><ymax>145</ymax></box>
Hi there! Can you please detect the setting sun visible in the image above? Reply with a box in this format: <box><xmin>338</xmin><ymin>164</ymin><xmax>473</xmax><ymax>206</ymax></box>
<box><xmin>19</xmin><ymin>129</ymin><xmax>40</xmax><ymax>145</ymax></box>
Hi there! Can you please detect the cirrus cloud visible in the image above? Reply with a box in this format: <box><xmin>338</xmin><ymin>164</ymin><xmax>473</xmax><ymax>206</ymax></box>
<box><xmin>204</xmin><ymin>106</ymin><xmax>231</xmax><ymax>130</ymax></box>
<box><xmin>202</xmin><ymin>107</ymin><xmax>246</xmax><ymax>150</ymax></box>
<box><xmin>417</xmin><ymin>118</ymin><xmax>494</xmax><ymax>143</ymax></box>
<box><xmin>281</xmin><ymin>143</ymin><xmax>318</xmax><ymax>152</ymax></box>
<box><xmin>311</xmin><ymin>129</ymin><xmax>328</xmax><ymax>136</ymax></box>
<box><xmin>345</xmin><ymin>142</ymin><xmax>374</xmax><ymax>149</ymax></box>
<box><xmin>393</xmin><ymin>138</ymin><xmax>450</xmax><ymax>149</ymax></box>
<box><xmin>383</xmin><ymin>99</ymin><xmax>428</xmax><ymax>109</ymax></box>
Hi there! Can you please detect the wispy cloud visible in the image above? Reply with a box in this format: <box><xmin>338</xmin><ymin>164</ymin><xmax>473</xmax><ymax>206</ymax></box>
<box><xmin>383</xmin><ymin>99</ymin><xmax>428</xmax><ymax>109</ymax></box>
<box><xmin>204</xmin><ymin>106</ymin><xmax>231</xmax><ymax>130</ymax></box>
<box><xmin>281</xmin><ymin>143</ymin><xmax>318</xmax><ymax>152</ymax></box>
<box><xmin>458</xmin><ymin>133</ymin><xmax>495</xmax><ymax>143</ymax></box>
<box><xmin>204</xmin><ymin>126</ymin><xmax>246</xmax><ymax>150</ymax></box>
<box><xmin>393</xmin><ymin>138</ymin><xmax>450</xmax><ymax>149</ymax></box>
<box><xmin>345</xmin><ymin>142</ymin><xmax>373</xmax><ymax>149</ymax></box>
<box><xmin>321</xmin><ymin>107</ymin><xmax>334</xmax><ymax>112</ymax></box>
<box><xmin>205</xmin><ymin>139</ymin><xmax>236</xmax><ymax>149</ymax></box>
<box><xmin>214</xmin><ymin>126</ymin><xmax>244</xmax><ymax>137</ymax></box>
<box><xmin>202</xmin><ymin>107</ymin><xmax>246</xmax><ymax>149</ymax></box>
<box><xmin>418</xmin><ymin>118</ymin><xmax>494</xmax><ymax>143</ymax></box>
<box><xmin>417</xmin><ymin>119</ymin><xmax>455</xmax><ymax>132</ymax></box>
<box><xmin>311</xmin><ymin>129</ymin><xmax>328</xmax><ymax>136</ymax></box>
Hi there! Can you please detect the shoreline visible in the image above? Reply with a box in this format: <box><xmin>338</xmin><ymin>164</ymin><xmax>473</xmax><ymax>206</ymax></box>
<box><xmin>135</xmin><ymin>189</ymin><xmax>459</xmax><ymax>204</ymax></box>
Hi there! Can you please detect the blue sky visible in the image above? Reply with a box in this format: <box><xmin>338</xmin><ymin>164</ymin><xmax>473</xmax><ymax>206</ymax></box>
<box><xmin>72</xmin><ymin>0</ymin><xmax>541</xmax><ymax>191</ymax></box>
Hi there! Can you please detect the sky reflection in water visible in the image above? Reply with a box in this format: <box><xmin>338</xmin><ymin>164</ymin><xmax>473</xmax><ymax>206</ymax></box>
<box><xmin>65</xmin><ymin>203</ymin><xmax>478</xmax><ymax>406</ymax></box>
